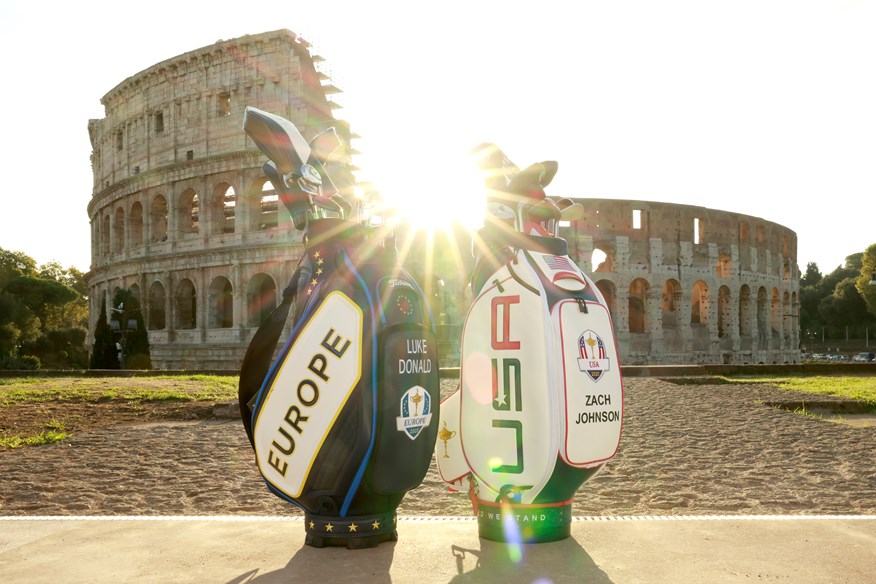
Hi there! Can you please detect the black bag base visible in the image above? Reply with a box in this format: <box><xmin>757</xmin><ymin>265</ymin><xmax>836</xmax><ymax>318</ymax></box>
<box><xmin>303</xmin><ymin>510</ymin><xmax>399</xmax><ymax>549</ymax></box>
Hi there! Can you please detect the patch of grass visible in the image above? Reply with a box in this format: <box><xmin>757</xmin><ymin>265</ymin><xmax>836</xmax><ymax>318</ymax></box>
<box><xmin>791</xmin><ymin>402</ymin><xmax>825</xmax><ymax>421</ymax></box>
<box><xmin>45</xmin><ymin>418</ymin><xmax>67</xmax><ymax>432</ymax></box>
<box><xmin>723</xmin><ymin>375</ymin><xmax>876</xmax><ymax>411</ymax></box>
<box><xmin>0</xmin><ymin>376</ymin><xmax>238</xmax><ymax>406</ymax></box>
<box><xmin>0</xmin><ymin>430</ymin><xmax>70</xmax><ymax>449</ymax></box>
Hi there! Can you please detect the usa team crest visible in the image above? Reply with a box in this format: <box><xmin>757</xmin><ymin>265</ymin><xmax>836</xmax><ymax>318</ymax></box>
<box><xmin>396</xmin><ymin>386</ymin><xmax>433</xmax><ymax>440</ymax></box>
<box><xmin>577</xmin><ymin>330</ymin><xmax>610</xmax><ymax>381</ymax></box>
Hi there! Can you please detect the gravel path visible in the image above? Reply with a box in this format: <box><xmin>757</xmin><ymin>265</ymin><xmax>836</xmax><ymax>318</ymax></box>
<box><xmin>1</xmin><ymin>378</ymin><xmax>873</xmax><ymax>517</ymax></box>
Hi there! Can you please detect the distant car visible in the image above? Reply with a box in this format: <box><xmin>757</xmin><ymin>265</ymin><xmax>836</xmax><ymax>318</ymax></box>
<box><xmin>853</xmin><ymin>352</ymin><xmax>875</xmax><ymax>362</ymax></box>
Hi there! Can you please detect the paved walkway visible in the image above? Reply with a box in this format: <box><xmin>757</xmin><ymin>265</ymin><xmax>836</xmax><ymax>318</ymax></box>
<box><xmin>1</xmin><ymin>516</ymin><xmax>874</xmax><ymax>583</ymax></box>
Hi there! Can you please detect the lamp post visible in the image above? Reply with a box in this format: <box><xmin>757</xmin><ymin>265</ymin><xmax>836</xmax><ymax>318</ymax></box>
<box><xmin>110</xmin><ymin>303</ymin><xmax>138</xmax><ymax>369</ymax></box>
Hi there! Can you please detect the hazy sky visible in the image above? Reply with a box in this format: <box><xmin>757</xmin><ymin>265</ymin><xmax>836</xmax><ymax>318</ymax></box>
<box><xmin>0</xmin><ymin>0</ymin><xmax>873</xmax><ymax>275</ymax></box>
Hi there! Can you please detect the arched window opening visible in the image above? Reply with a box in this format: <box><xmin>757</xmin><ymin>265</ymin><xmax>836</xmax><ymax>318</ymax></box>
<box><xmin>592</xmin><ymin>248</ymin><xmax>613</xmax><ymax>272</ymax></box>
<box><xmin>212</xmin><ymin>183</ymin><xmax>236</xmax><ymax>235</ymax></box>
<box><xmin>114</xmin><ymin>207</ymin><xmax>125</xmax><ymax>252</ymax></box>
<box><xmin>175</xmin><ymin>279</ymin><xmax>197</xmax><ymax>329</ymax></box>
<box><xmin>130</xmin><ymin>202</ymin><xmax>144</xmax><ymax>245</ymax></box>
<box><xmin>148</xmin><ymin>281</ymin><xmax>166</xmax><ymax>330</ymax></box>
<box><xmin>628</xmin><ymin>278</ymin><xmax>649</xmax><ymax>334</ymax></box>
<box><xmin>179</xmin><ymin>188</ymin><xmax>199</xmax><ymax>235</ymax></box>
<box><xmin>209</xmin><ymin>277</ymin><xmax>234</xmax><ymax>328</ymax></box>
<box><xmin>662</xmin><ymin>279</ymin><xmax>681</xmax><ymax>329</ymax></box>
<box><xmin>247</xmin><ymin>274</ymin><xmax>277</xmax><ymax>325</ymax></box>
<box><xmin>691</xmin><ymin>281</ymin><xmax>709</xmax><ymax>325</ymax></box>
<box><xmin>258</xmin><ymin>181</ymin><xmax>278</xmax><ymax>231</ymax></box>
<box><xmin>101</xmin><ymin>215</ymin><xmax>110</xmax><ymax>256</ymax></box>
<box><xmin>740</xmin><ymin>221</ymin><xmax>749</xmax><ymax>242</ymax></box>
<box><xmin>151</xmin><ymin>195</ymin><xmax>168</xmax><ymax>242</ymax></box>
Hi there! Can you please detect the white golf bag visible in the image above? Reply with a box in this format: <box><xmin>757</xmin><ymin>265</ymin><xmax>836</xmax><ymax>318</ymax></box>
<box><xmin>435</xmin><ymin>146</ymin><xmax>623</xmax><ymax>542</ymax></box>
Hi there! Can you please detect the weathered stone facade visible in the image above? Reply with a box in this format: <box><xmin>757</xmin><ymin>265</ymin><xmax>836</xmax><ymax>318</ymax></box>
<box><xmin>86</xmin><ymin>30</ymin><xmax>355</xmax><ymax>369</ymax></box>
<box><xmin>561</xmin><ymin>199</ymin><xmax>800</xmax><ymax>365</ymax></box>
<box><xmin>86</xmin><ymin>31</ymin><xmax>800</xmax><ymax>370</ymax></box>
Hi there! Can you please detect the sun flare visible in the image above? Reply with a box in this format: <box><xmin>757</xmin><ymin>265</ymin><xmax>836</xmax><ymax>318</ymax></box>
<box><xmin>363</xmin><ymin>148</ymin><xmax>488</xmax><ymax>234</ymax></box>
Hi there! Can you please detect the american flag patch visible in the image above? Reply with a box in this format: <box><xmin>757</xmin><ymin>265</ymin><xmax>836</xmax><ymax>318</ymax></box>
<box><xmin>544</xmin><ymin>255</ymin><xmax>575</xmax><ymax>271</ymax></box>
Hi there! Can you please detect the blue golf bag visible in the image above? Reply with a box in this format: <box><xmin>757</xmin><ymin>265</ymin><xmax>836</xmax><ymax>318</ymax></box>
<box><xmin>238</xmin><ymin>107</ymin><xmax>440</xmax><ymax>548</ymax></box>
<box><xmin>435</xmin><ymin>145</ymin><xmax>624</xmax><ymax>542</ymax></box>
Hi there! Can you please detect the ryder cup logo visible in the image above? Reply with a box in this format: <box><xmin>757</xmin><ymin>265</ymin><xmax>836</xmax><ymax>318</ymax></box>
<box><xmin>396</xmin><ymin>386</ymin><xmax>433</xmax><ymax>440</ymax></box>
<box><xmin>577</xmin><ymin>330</ymin><xmax>610</xmax><ymax>381</ymax></box>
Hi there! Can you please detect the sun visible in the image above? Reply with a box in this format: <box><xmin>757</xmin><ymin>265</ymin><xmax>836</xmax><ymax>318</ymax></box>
<box><xmin>360</xmin><ymin>147</ymin><xmax>488</xmax><ymax>234</ymax></box>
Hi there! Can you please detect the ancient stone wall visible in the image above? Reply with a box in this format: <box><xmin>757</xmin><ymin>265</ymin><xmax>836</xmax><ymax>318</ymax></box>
<box><xmin>85</xmin><ymin>30</ymin><xmax>355</xmax><ymax>369</ymax></box>
<box><xmin>560</xmin><ymin>199</ymin><xmax>800</xmax><ymax>365</ymax></box>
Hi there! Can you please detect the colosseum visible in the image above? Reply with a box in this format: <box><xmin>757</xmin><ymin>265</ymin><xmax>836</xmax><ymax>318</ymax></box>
<box><xmin>86</xmin><ymin>30</ymin><xmax>800</xmax><ymax>369</ymax></box>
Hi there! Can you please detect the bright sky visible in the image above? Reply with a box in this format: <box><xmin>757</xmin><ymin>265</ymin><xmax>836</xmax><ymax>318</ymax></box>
<box><xmin>0</xmin><ymin>1</ymin><xmax>873</xmax><ymax>275</ymax></box>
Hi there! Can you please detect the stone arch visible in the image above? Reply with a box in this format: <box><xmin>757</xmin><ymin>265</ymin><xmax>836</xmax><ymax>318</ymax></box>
<box><xmin>114</xmin><ymin>207</ymin><xmax>125</xmax><ymax>252</ymax></box>
<box><xmin>175</xmin><ymin>278</ymin><xmax>197</xmax><ymax>329</ymax></box>
<box><xmin>594</xmin><ymin>279</ymin><xmax>616</xmax><ymax>319</ymax></box>
<box><xmin>691</xmin><ymin>280</ymin><xmax>709</xmax><ymax>326</ymax></box>
<box><xmin>593</xmin><ymin>247</ymin><xmax>613</xmax><ymax>273</ymax></box>
<box><xmin>151</xmin><ymin>194</ymin><xmax>168</xmax><ymax>242</ymax></box>
<box><xmin>208</xmin><ymin>276</ymin><xmax>234</xmax><ymax>328</ymax></box>
<box><xmin>251</xmin><ymin>178</ymin><xmax>278</xmax><ymax>231</ymax></box>
<box><xmin>130</xmin><ymin>201</ymin><xmax>144</xmax><ymax>246</ymax></box>
<box><xmin>211</xmin><ymin>182</ymin><xmax>236</xmax><ymax>235</ymax></box>
<box><xmin>247</xmin><ymin>273</ymin><xmax>277</xmax><ymax>325</ymax></box>
<box><xmin>661</xmin><ymin>279</ymin><xmax>682</xmax><ymax>329</ymax></box>
<box><xmin>148</xmin><ymin>281</ymin><xmax>166</xmax><ymax>330</ymax></box>
<box><xmin>628</xmin><ymin>278</ymin><xmax>650</xmax><ymax>334</ymax></box>
<box><xmin>129</xmin><ymin>284</ymin><xmax>141</xmax><ymax>309</ymax></box>
<box><xmin>179</xmin><ymin>188</ymin><xmax>200</xmax><ymax>235</ymax></box>
<box><xmin>102</xmin><ymin>214</ymin><xmax>110</xmax><ymax>256</ymax></box>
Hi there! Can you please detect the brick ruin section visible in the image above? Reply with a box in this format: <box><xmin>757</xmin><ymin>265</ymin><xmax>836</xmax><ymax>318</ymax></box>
<box><xmin>86</xmin><ymin>30</ymin><xmax>355</xmax><ymax>369</ymax></box>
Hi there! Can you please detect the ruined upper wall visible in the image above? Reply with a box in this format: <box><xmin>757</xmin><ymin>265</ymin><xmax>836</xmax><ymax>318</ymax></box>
<box><xmin>87</xmin><ymin>29</ymin><xmax>347</xmax><ymax>197</ymax></box>
<box><xmin>568</xmin><ymin>198</ymin><xmax>798</xmax><ymax>280</ymax></box>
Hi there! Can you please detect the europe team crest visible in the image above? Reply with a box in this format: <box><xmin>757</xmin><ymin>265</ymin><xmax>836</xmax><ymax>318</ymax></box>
<box><xmin>396</xmin><ymin>386</ymin><xmax>433</xmax><ymax>440</ymax></box>
<box><xmin>577</xmin><ymin>330</ymin><xmax>610</xmax><ymax>381</ymax></box>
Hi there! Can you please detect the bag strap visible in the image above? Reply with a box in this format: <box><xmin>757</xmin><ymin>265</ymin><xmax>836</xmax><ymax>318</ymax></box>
<box><xmin>238</xmin><ymin>268</ymin><xmax>300</xmax><ymax>448</ymax></box>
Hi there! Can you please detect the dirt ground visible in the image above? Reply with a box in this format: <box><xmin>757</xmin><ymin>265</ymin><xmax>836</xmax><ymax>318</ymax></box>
<box><xmin>0</xmin><ymin>377</ymin><xmax>233</xmax><ymax>449</ymax></box>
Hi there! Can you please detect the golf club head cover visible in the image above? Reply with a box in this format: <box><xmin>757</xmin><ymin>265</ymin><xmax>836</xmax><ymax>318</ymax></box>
<box><xmin>239</xmin><ymin>219</ymin><xmax>440</xmax><ymax>549</ymax></box>
<box><xmin>436</xmin><ymin>200</ymin><xmax>623</xmax><ymax>545</ymax></box>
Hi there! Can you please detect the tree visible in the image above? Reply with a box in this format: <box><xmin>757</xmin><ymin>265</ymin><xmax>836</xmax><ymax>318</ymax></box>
<box><xmin>0</xmin><ymin>248</ymin><xmax>37</xmax><ymax>283</ymax></box>
<box><xmin>89</xmin><ymin>301</ymin><xmax>120</xmax><ymax>369</ymax></box>
<box><xmin>0</xmin><ymin>247</ymin><xmax>89</xmax><ymax>369</ymax></box>
<box><xmin>0</xmin><ymin>290</ymin><xmax>41</xmax><ymax>360</ymax></box>
<box><xmin>856</xmin><ymin>243</ymin><xmax>876</xmax><ymax>318</ymax></box>
<box><xmin>800</xmin><ymin>262</ymin><xmax>822</xmax><ymax>289</ymax></box>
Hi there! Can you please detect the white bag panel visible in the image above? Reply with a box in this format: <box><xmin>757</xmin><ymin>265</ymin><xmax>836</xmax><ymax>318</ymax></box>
<box><xmin>555</xmin><ymin>299</ymin><xmax>623</xmax><ymax>467</ymax></box>
<box><xmin>435</xmin><ymin>389</ymin><xmax>469</xmax><ymax>484</ymax></box>
<box><xmin>253</xmin><ymin>291</ymin><xmax>363</xmax><ymax>499</ymax></box>
<box><xmin>459</xmin><ymin>272</ymin><xmax>557</xmax><ymax>503</ymax></box>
